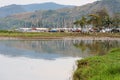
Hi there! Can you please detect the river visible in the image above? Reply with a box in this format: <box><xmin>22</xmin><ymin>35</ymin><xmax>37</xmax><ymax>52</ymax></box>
<box><xmin>0</xmin><ymin>39</ymin><xmax>119</xmax><ymax>80</ymax></box>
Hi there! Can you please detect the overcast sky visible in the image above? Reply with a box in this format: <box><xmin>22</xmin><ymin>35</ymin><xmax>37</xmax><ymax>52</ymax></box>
<box><xmin>0</xmin><ymin>0</ymin><xmax>97</xmax><ymax>7</ymax></box>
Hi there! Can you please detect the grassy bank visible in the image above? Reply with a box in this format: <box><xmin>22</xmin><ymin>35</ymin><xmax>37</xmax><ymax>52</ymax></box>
<box><xmin>73</xmin><ymin>48</ymin><xmax>120</xmax><ymax>80</ymax></box>
<box><xmin>0</xmin><ymin>31</ymin><xmax>120</xmax><ymax>38</ymax></box>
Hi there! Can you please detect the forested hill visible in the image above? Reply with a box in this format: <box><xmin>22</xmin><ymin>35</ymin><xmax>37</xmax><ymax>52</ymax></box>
<box><xmin>0</xmin><ymin>0</ymin><xmax>120</xmax><ymax>30</ymax></box>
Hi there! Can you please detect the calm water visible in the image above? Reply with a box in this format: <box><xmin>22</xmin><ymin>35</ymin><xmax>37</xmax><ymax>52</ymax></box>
<box><xmin>0</xmin><ymin>39</ymin><xmax>120</xmax><ymax>80</ymax></box>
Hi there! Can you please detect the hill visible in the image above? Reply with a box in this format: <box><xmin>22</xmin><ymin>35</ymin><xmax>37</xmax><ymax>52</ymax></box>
<box><xmin>22</xmin><ymin>2</ymin><xmax>73</xmax><ymax>11</ymax></box>
<box><xmin>0</xmin><ymin>2</ymin><xmax>73</xmax><ymax>17</ymax></box>
<box><xmin>0</xmin><ymin>4</ymin><xmax>25</xmax><ymax>18</ymax></box>
<box><xmin>0</xmin><ymin>0</ymin><xmax>120</xmax><ymax>30</ymax></box>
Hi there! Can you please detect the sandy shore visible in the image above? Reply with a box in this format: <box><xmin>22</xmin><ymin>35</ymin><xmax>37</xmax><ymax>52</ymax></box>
<box><xmin>0</xmin><ymin>36</ymin><xmax>120</xmax><ymax>40</ymax></box>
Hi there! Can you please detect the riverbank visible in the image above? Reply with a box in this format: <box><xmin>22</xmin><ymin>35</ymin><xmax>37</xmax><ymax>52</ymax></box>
<box><xmin>73</xmin><ymin>48</ymin><xmax>120</xmax><ymax>80</ymax></box>
<box><xmin>0</xmin><ymin>32</ymin><xmax>120</xmax><ymax>40</ymax></box>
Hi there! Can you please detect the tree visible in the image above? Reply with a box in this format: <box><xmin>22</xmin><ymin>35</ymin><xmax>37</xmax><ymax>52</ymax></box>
<box><xmin>102</xmin><ymin>16</ymin><xmax>112</xmax><ymax>28</ymax></box>
<box><xmin>88</xmin><ymin>9</ymin><xmax>112</xmax><ymax>29</ymax></box>
<box><xmin>74</xmin><ymin>16</ymin><xmax>87</xmax><ymax>32</ymax></box>
<box><xmin>88</xmin><ymin>14</ymin><xmax>101</xmax><ymax>28</ymax></box>
<box><xmin>74</xmin><ymin>8</ymin><xmax>119</xmax><ymax>32</ymax></box>
<box><xmin>112</xmin><ymin>13</ymin><xmax>120</xmax><ymax>28</ymax></box>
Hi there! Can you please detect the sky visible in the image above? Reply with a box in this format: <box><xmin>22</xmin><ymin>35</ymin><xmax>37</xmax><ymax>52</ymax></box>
<box><xmin>0</xmin><ymin>0</ymin><xmax>97</xmax><ymax>7</ymax></box>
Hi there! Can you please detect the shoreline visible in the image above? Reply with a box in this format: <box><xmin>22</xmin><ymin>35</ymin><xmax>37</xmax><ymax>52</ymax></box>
<box><xmin>73</xmin><ymin>48</ymin><xmax>120</xmax><ymax>80</ymax></box>
<box><xmin>0</xmin><ymin>36</ymin><xmax>120</xmax><ymax>40</ymax></box>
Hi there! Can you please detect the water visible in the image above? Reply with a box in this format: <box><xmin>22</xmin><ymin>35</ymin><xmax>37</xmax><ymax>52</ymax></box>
<box><xmin>0</xmin><ymin>39</ymin><xmax>119</xmax><ymax>80</ymax></box>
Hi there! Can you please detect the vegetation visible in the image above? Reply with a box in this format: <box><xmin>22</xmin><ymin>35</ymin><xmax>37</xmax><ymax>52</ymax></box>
<box><xmin>73</xmin><ymin>48</ymin><xmax>120</xmax><ymax>80</ymax></box>
<box><xmin>0</xmin><ymin>30</ymin><xmax>120</xmax><ymax>38</ymax></box>
<box><xmin>0</xmin><ymin>0</ymin><xmax>119</xmax><ymax>30</ymax></box>
<box><xmin>74</xmin><ymin>9</ymin><xmax>120</xmax><ymax>30</ymax></box>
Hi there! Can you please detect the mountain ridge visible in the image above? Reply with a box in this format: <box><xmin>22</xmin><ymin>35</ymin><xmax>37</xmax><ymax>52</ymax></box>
<box><xmin>0</xmin><ymin>2</ymin><xmax>73</xmax><ymax>17</ymax></box>
<box><xmin>0</xmin><ymin>0</ymin><xmax>120</xmax><ymax>30</ymax></box>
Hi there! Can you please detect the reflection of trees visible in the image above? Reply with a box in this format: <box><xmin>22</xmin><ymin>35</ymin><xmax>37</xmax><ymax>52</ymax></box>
<box><xmin>1</xmin><ymin>40</ymin><xmax>119</xmax><ymax>58</ymax></box>
<box><xmin>2</xmin><ymin>40</ymin><xmax>82</xmax><ymax>57</ymax></box>
<box><xmin>73</xmin><ymin>40</ymin><xmax>120</xmax><ymax>55</ymax></box>
<box><xmin>73</xmin><ymin>40</ymin><xmax>87</xmax><ymax>52</ymax></box>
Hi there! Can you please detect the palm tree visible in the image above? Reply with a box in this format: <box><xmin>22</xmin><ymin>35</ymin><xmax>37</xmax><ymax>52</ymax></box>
<box><xmin>88</xmin><ymin>14</ymin><xmax>101</xmax><ymax>29</ymax></box>
<box><xmin>112</xmin><ymin>13</ymin><xmax>120</xmax><ymax>28</ymax></box>
<box><xmin>102</xmin><ymin>16</ymin><xmax>112</xmax><ymax>28</ymax></box>
<box><xmin>73</xmin><ymin>20</ymin><xmax>81</xmax><ymax>27</ymax></box>
<box><xmin>74</xmin><ymin>16</ymin><xmax>87</xmax><ymax>32</ymax></box>
<box><xmin>112</xmin><ymin>18</ymin><xmax>120</xmax><ymax>28</ymax></box>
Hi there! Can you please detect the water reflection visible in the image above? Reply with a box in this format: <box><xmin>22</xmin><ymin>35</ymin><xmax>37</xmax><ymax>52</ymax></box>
<box><xmin>0</xmin><ymin>40</ymin><xmax>83</xmax><ymax>59</ymax></box>
<box><xmin>0</xmin><ymin>40</ymin><xmax>120</xmax><ymax>59</ymax></box>
<box><xmin>73</xmin><ymin>40</ymin><xmax>120</xmax><ymax>55</ymax></box>
<box><xmin>0</xmin><ymin>39</ymin><xmax>120</xmax><ymax>80</ymax></box>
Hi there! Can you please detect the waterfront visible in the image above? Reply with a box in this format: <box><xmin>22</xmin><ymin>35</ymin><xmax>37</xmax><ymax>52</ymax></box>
<box><xmin>0</xmin><ymin>40</ymin><xmax>119</xmax><ymax>80</ymax></box>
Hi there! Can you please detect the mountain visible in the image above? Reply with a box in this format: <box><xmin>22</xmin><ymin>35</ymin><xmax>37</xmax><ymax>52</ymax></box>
<box><xmin>0</xmin><ymin>0</ymin><xmax>120</xmax><ymax>30</ymax></box>
<box><xmin>23</xmin><ymin>2</ymin><xmax>73</xmax><ymax>11</ymax></box>
<box><xmin>0</xmin><ymin>4</ymin><xmax>25</xmax><ymax>17</ymax></box>
<box><xmin>0</xmin><ymin>2</ymin><xmax>73</xmax><ymax>17</ymax></box>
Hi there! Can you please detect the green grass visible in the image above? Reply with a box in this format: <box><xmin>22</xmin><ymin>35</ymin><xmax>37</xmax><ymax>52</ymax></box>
<box><xmin>73</xmin><ymin>48</ymin><xmax>120</xmax><ymax>80</ymax></box>
<box><xmin>0</xmin><ymin>30</ymin><xmax>120</xmax><ymax>38</ymax></box>
<box><xmin>0</xmin><ymin>31</ymin><xmax>70</xmax><ymax>37</ymax></box>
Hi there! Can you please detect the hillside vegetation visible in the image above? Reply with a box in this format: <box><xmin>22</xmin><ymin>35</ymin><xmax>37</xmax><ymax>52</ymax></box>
<box><xmin>0</xmin><ymin>0</ymin><xmax>120</xmax><ymax>30</ymax></box>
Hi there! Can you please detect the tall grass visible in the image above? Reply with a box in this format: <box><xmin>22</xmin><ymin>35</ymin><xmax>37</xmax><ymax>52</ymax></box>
<box><xmin>73</xmin><ymin>48</ymin><xmax>120</xmax><ymax>80</ymax></box>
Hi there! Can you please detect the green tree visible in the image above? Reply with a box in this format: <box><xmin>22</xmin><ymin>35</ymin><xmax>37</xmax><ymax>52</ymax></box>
<box><xmin>102</xmin><ymin>16</ymin><xmax>112</xmax><ymax>28</ymax></box>
<box><xmin>88</xmin><ymin>14</ymin><xmax>101</xmax><ymax>28</ymax></box>
<box><xmin>112</xmin><ymin>13</ymin><xmax>120</xmax><ymax>28</ymax></box>
<box><xmin>74</xmin><ymin>16</ymin><xmax>87</xmax><ymax>32</ymax></box>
